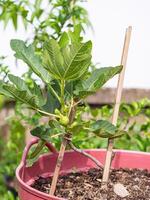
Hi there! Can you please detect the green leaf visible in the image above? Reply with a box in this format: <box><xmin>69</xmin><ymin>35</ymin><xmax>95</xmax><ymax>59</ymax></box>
<box><xmin>111</xmin><ymin>130</ymin><xmax>127</xmax><ymax>139</ymax></box>
<box><xmin>10</xmin><ymin>39</ymin><xmax>52</xmax><ymax>83</ymax></box>
<box><xmin>91</xmin><ymin>120</ymin><xmax>117</xmax><ymax>135</ymax></box>
<box><xmin>8</xmin><ymin>74</ymin><xmax>45</xmax><ymax>107</ymax></box>
<box><xmin>30</xmin><ymin>82</ymin><xmax>46</xmax><ymax>107</ymax></box>
<box><xmin>58</xmin><ymin>32</ymin><xmax>69</xmax><ymax>48</ymax></box>
<box><xmin>8</xmin><ymin>74</ymin><xmax>29</xmax><ymax>91</ymax></box>
<box><xmin>74</xmin><ymin>66</ymin><xmax>122</xmax><ymax>97</ymax></box>
<box><xmin>0</xmin><ymin>81</ymin><xmax>13</xmax><ymax>98</ymax></box>
<box><xmin>62</xmin><ymin>40</ymin><xmax>92</xmax><ymax>80</ymax></box>
<box><xmin>3</xmin><ymin>13</ymin><xmax>10</xmax><ymax>29</ymax></box>
<box><xmin>90</xmin><ymin>120</ymin><xmax>126</xmax><ymax>138</ymax></box>
<box><xmin>28</xmin><ymin>139</ymin><xmax>46</xmax><ymax>159</ymax></box>
<box><xmin>43</xmin><ymin>27</ymin><xmax>92</xmax><ymax>81</ymax></box>
<box><xmin>68</xmin><ymin>24</ymin><xmax>82</xmax><ymax>43</ymax></box>
<box><xmin>30</xmin><ymin>125</ymin><xmax>54</xmax><ymax>141</ymax></box>
<box><xmin>49</xmin><ymin>21</ymin><xmax>61</xmax><ymax>34</ymax></box>
<box><xmin>3</xmin><ymin>84</ymin><xmax>40</xmax><ymax>108</ymax></box>
<box><xmin>42</xmin><ymin>83</ymin><xmax>60</xmax><ymax>113</ymax></box>
<box><xmin>49</xmin><ymin>120</ymin><xmax>65</xmax><ymax>134</ymax></box>
<box><xmin>43</xmin><ymin>39</ymin><xmax>64</xmax><ymax>79</ymax></box>
<box><xmin>12</xmin><ymin>12</ymin><xmax>18</xmax><ymax>30</ymax></box>
<box><xmin>64</xmin><ymin>79</ymin><xmax>81</xmax><ymax>101</ymax></box>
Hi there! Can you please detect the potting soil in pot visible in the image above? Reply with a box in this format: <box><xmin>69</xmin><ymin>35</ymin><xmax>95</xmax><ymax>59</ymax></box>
<box><xmin>31</xmin><ymin>168</ymin><xmax>150</xmax><ymax>200</ymax></box>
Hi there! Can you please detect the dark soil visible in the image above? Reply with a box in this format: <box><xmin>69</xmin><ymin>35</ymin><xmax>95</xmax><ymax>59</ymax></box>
<box><xmin>31</xmin><ymin>168</ymin><xmax>150</xmax><ymax>200</ymax></box>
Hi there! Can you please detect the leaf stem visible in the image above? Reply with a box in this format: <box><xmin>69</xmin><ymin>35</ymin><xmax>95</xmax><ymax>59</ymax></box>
<box><xmin>51</xmin><ymin>133</ymin><xmax>63</xmax><ymax>138</ymax></box>
<box><xmin>73</xmin><ymin>99</ymin><xmax>83</xmax><ymax>107</ymax></box>
<box><xmin>36</xmin><ymin>108</ymin><xmax>60</xmax><ymax>118</ymax></box>
<box><xmin>48</xmin><ymin>84</ymin><xmax>61</xmax><ymax>103</ymax></box>
<box><xmin>68</xmin><ymin>97</ymin><xmax>74</xmax><ymax>118</ymax></box>
<box><xmin>60</xmin><ymin>79</ymin><xmax>65</xmax><ymax>112</ymax></box>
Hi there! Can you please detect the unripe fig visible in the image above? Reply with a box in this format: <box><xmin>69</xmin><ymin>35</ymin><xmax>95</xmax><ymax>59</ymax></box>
<box><xmin>63</xmin><ymin>105</ymin><xmax>68</xmax><ymax>113</ymax></box>
<box><xmin>54</xmin><ymin>108</ymin><xmax>61</xmax><ymax>115</ymax></box>
<box><xmin>60</xmin><ymin>116</ymin><xmax>69</xmax><ymax>125</ymax></box>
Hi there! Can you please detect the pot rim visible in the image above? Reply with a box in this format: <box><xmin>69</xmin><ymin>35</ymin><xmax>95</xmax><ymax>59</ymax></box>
<box><xmin>16</xmin><ymin>149</ymin><xmax>150</xmax><ymax>200</ymax></box>
<box><xmin>16</xmin><ymin>152</ymin><xmax>65</xmax><ymax>200</ymax></box>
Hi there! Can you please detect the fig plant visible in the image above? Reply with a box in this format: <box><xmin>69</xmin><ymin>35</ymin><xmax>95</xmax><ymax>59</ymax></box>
<box><xmin>0</xmin><ymin>25</ymin><xmax>126</xmax><ymax>195</ymax></box>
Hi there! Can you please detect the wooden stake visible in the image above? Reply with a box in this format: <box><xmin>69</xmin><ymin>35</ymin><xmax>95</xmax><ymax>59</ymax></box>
<box><xmin>49</xmin><ymin>102</ymin><xmax>76</xmax><ymax>196</ymax></box>
<box><xmin>49</xmin><ymin>138</ymin><xmax>67</xmax><ymax>195</ymax></box>
<box><xmin>102</xmin><ymin>26</ymin><xmax>132</xmax><ymax>186</ymax></box>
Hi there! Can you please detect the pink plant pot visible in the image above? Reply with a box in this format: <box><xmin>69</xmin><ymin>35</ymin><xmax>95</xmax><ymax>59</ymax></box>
<box><xmin>16</xmin><ymin>138</ymin><xmax>150</xmax><ymax>200</ymax></box>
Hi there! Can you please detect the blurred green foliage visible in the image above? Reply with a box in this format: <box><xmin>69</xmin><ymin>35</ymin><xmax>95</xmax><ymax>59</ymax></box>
<box><xmin>0</xmin><ymin>0</ymin><xmax>91</xmax><ymax>48</ymax></box>
<box><xmin>71</xmin><ymin>99</ymin><xmax>150</xmax><ymax>151</ymax></box>
<box><xmin>0</xmin><ymin>117</ymin><xmax>25</xmax><ymax>199</ymax></box>
<box><xmin>3</xmin><ymin>192</ymin><xmax>19</xmax><ymax>200</ymax></box>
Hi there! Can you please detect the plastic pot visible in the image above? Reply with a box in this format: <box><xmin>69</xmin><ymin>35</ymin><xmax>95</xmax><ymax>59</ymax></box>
<box><xmin>16</xmin><ymin>138</ymin><xmax>150</xmax><ymax>200</ymax></box>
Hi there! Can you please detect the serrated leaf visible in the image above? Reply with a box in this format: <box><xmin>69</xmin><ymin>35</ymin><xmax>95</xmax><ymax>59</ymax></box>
<box><xmin>49</xmin><ymin>120</ymin><xmax>65</xmax><ymax>133</ymax></box>
<box><xmin>91</xmin><ymin>120</ymin><xmax>117</xmax><ymax>135</ymax></box>
<box><xmin>111</xmin><ymin>130</ymin><xmax>127</xmax><ymax>139</ymax></box>
<box><xmin>42</xmin><ymin>83</ymin><xmax>60</xmax><ymax>113</ymax></box>
<box><xmin>31</xmin><ymin>82</ymin><xmax>46</xmax><ymax>107</ymax></box>
<box><xmin>8</xmin><ymin>74</ymin><xmax>29</xmax><ymax>91</ymax></box>
<box><xmin>74</xmin><ymin>66</ymin><xmax>122</xmax><ymax>97</ymax></box>
<box><xmin>62</xmin><ymin>40</ymin><xmax>92</xmax><ymax>80</ymax></box>
<box><xmin>28</xmin><ymin>139</ymin><xmax>46</xmax><ymax>159</ymax></box>
<box><xmin>0</xmin><ymin>81</ymin><xmax>13</xmax><ymax>98</ymax></box>
<box><xmin>43</xmin><ymin>39</ymin><xmax>64</xmax><ymax>79</ymax></box>
<box><xmin>30</xmin><ymin>125</ymin><xmax>54</xmax><ymax>141</ymax></box>
<box><xmin>68</xmin><ymin>24</ymin><xmax>82</xmax><ymax>43</ymax></box>
<box><xmin>10</xmin><ymin>39</ymin><xmax>52</xmax><ymax>83</ymax></box>
<box><xmin>8</xmin><ymin>74</ymin><xmax>45</xmax><ymax>107</ymax></box>
<box><xmin>43</xmin><ymin>26</ymin><xmax>92</xmax><ymax>81</ymax></box>
<box><xmin>90</xmin><ymin>120</ymin><xmax>126</xmax><ymax>138</ymax></box>
<box><xmin>64</xmin><ymin>81</ymin><xmax>78</xmax><ymax>100</ymax></box>
<box><xmin>27</xmin><ymin>139</ymin><xmax>46</xmax><ymax>167</ymax></box>
<box><xmin>58</xmin><ymin>32</ymin><xmax>69</xmax><ymax>48</ymax></box>
<box><xmin>3</xmin><ymin>84</ymin><xmax>40</xmax><ymax>109</ymax></box>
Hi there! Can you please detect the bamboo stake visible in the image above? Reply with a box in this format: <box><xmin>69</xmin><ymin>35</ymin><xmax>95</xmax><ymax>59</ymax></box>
<box><xmin>102</xmin><ymin>26</ymin><xmax>132</xmax><ymax>186</ymax></box>
<box><xmin>49</xmin><ymin>138</ymin><xmax>67</xmax><ymax>195</ymax></box>
<box><xmin>49</xmin><ymin>103</ymin><xmax>76</xmax><ymax>196</ymax></box>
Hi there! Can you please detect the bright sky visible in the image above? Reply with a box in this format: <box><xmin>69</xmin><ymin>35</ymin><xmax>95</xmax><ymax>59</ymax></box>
<box><xmin>0</xmin><ymin>0</ymin><xmax>150</xmax><ymax>88</ymax></box>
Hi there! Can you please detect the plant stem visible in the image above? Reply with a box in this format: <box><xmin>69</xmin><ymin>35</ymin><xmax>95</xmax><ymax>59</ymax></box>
<box><xmin>60</xmin><ymin>79</ymin><xmax>65</xmax><ymax>112</ymax></box>
<box><xmin>68</xmin><ymin>141</ymin><xmax>103</xmax><ymax>169</ymax></box>
<box><xmin>68</xmin><ymin>97</ymin><xmax>74</xmax><ymax>118</ymax></box>
<box><xmin>68</xmin><ymin>98</ymin><xmax>76</xmax><ymax>124</ymax></box>
<box><xmin>49</xmin><ymin>138</ymin><xmax>68</xmax><ymax>195</ymax></box>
